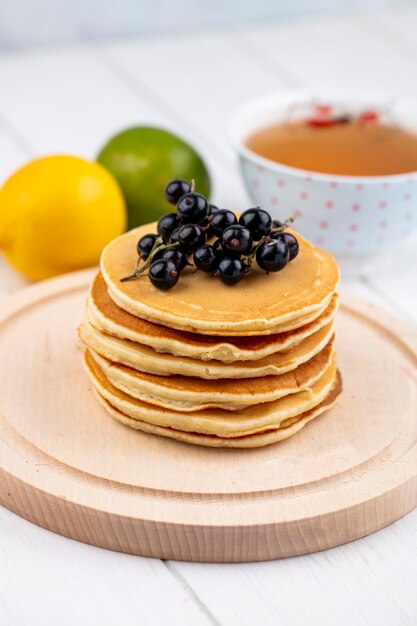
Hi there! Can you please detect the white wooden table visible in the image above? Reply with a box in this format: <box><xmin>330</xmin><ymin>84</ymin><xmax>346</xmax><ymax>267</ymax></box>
<box><xmin>1</xmin><ymin>8</ymin><xmax>417</xmax><ymax>625</ymax></box>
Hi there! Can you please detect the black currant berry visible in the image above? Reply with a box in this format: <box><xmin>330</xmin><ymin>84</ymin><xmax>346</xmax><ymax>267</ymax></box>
<box><xmin>165</xmin><ymin>179</ymin><xmax>191</xmax><ymax>205</ymax></box>
<box><xmin>137</xmin><ymin>233</ymin><xmax>159</xmax><ymax>259</ymax></box>
<box><xmin>157</xmin><ymin>213</ymin><xmax>180</xmax><ymax>242</ymax></box>
<box><xmin>193</xmin><ymin>245</ymin><xmax>219</xmax><ymax>273</ymax></box>
<box><xmin>271</xmin><ymin>231</ymin><xmax>299</xmax><ymax>260</ymax></box>
<box><xmin>218</xmin><ymin>257</ymin><xmax>245</xmax><ymax>285</ymax></box>
<box><xmin>212</xmin><ymin>239</ymin><xmax>224</xmax><ymax>257</ymax></box>
<box><xmin>170</xmin><ymin>227</ymin><xmax>180</xmax><ymax>244</ymax></box>
<box><xmin>222</xmin><ymin>225</ymin><xmax>252</xmax><ymax>255</ymax></box>
<box><xmin>271</xmin><ymin>219</ymin><xmax>283</xmax><ymax>230</ymax></box>
<box><xmin>178</xmin><ymin>224</ymin><xmax>206</xmax><ymax>252</ymax></box>
<box><xmin>208</xmin><ymin>204</ymin><xmax>220</xmax><ymax>216</ymax></box>
<box><xmin>155</xmin><ymin>247</ymin><xmax>188</xmax><ymax>271</ymax></box>
<box><xmin>256</xmin><ymin>239</ymin><xmax>289</xmax><ymax>272</ymax></box>
<box><xmin>239</xmin><ymin>208</ymin><xmax>272</xmax><ymax>240</ymax></box>
<box><xmin>213</xmin><ymin>238</ymin><xmax>242</xmax><ymax>259</ymax></box>
<box><xmin>177</xmin><ymin>193</ymin><xmax>209</xmax><ymax>224</ymax></box>
<box><xmin>148</xmin><ymin>259</ymin><xmax>179</xmax><ymax>290</ymax></box>
<box><xmin>209</xmin><ymin>209</ymin><xmax>237</xmax><ymax>237</ymax></box>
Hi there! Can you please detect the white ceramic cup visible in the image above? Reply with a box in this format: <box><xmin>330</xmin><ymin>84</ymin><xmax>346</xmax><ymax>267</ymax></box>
<box><xmin>230</xmin><ymin>91</ymin><xmax>417</xmax><ymax>266</ymax></box>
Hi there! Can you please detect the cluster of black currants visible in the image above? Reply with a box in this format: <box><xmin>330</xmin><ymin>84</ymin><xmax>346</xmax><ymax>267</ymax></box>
<box><xmin>120</xmin><ymin>179</ymin><xmax>299</xmax><ymax>290</ymax></box>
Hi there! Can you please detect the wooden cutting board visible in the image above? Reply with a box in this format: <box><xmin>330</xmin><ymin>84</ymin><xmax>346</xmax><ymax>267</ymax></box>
<box><xmin>0</xmin><ymin>269</ymin><xmax>416</xmax><ymax>563</ymax></box>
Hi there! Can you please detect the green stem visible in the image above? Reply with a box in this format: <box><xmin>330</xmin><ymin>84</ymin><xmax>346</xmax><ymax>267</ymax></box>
<box><xmin>270</xmin><ymin>216</ymin><xmax>295</xmax><ymax>236</ymax></box>
<box><xmin>242</xmin><ymin>214</ymin><xmax>296</xmax><ymax>274</ymax></box>
<box><xmin>120</xmin><ymin>240</ymin><xmax>180</xmax><ymax>283</ymax></box>
<box><xmin>241</xmin><ymin>237</ymin><xmax>266</xmax><ymax>275</ymax></box>
<box><xmin>120</xmin><ymin>269</ymin><xmax>147</xmax><ymax>283</ymax></box>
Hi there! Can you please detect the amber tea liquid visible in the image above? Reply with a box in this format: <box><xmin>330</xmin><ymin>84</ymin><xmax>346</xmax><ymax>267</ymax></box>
<box><xmin>245</xmin><ymin>120</ymin><xmax>417</xmax><ymax>176</ymax></box>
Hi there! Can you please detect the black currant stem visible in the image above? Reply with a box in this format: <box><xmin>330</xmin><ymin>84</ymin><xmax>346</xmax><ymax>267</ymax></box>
<box><xmin>191</xmin><ymin>179</ymin><xmax>196</xmax><ymax>193</ymax></box>
<box><xmin>120</xmin><ymin>271</ymin><xmax>147</xmax><ymax>283</ymax></box>
<box><xmin>242</xmin><ymin>214</ymin><xmax>297</xmax><ymax>274</ymax></box>
<box><xmin>120</xmin><ymin>236</ymin><xmax>163</xmax><ymax>282</ymax></box>
<box><xmin>270</xmin><ymin>216</ymin><xmax>296</xmax><ymax>236</ymax></box>
<box><xmin>243</xmin><ymin>258</ymin><xmax>253</xmax><ymax>274</ymax></box>
<box><xmin>252</xmin><ymin>238</ymin><xmax>266</xmax><ymax>256</ymax></box>
<box><xmin>285</xmin><ymin>215</ymin><xmax>296</xmax><ymax>227</ymax></box>
<box><xmin>120</xmin><ymin>263</ymin><xmax>150</xmax><ymax>283</ymax></box>
<box><xmin>241</xmin><ymin>239</ymin><xmax>264</xmax><ymax>275</ymax></box>
<box><xmin>120</xmin><ymin>240</ymin><xmax>180</xmax><ymax>283</ymax></box>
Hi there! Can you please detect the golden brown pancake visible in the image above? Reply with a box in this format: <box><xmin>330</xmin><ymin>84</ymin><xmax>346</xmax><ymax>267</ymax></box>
<box><xmin>94</xmin><ymin>378</ymin><xmax>341</xmax><ymax>448</ymax></box>
<box><xmin>84</xmin><ymin>338</ymin><xmax>334</xmax><ymax>411</ymax></box>
<box><xmin>79</xmin><ymin>318</ymin><xmax>335</xmax><ymax>380</ymax></box>
<box><xmin>88</xmin><ymin>272</ymin><xmax>338</xmax><ymax>362</ymax></box>
<box><xmin>85</xmin><ymin>351</ymin><xmax>342</xmax><ymax>447</ymax></box>
<box><xmin>100</xmin><ymin>224</ymin><xmax>339</xmax><ymax>335</ymax></box>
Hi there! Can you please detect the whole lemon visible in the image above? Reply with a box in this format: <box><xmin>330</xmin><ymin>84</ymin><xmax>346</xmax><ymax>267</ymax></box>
<box><xmin>0</xmin><ymin>155</ymin><xmax>126</xmax><ymax>281</ymax></box>
<box><xmin>97</xmin><ymin>126</ymin><xmax>211</xmax><ymax>229</ymax></box>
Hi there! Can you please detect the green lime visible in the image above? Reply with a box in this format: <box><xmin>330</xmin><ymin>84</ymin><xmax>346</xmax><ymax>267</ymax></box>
<box><xmin>97</xmin><ymin>126</ymin><xmax>211</xmax><ymax>229</ymax></box>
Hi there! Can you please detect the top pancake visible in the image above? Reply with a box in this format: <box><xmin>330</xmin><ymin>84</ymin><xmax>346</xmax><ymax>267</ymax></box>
<box><xmin>101</xmin><ymin>223</ymin><xmax>339</xmax><ymax>335</ymax></box>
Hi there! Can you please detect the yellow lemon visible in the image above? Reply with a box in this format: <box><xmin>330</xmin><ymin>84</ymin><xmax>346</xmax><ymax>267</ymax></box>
<box><xmin>0</xmin><ymin>155</ymin><xmax>126</xmax><ymax>281</ymax></box>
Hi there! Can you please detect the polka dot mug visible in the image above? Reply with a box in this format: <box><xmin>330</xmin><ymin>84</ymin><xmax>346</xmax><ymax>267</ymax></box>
<box><xmin>230</xmin><ymin>92</ymin><xmax>417</xmax><ymax>257</ymax></box>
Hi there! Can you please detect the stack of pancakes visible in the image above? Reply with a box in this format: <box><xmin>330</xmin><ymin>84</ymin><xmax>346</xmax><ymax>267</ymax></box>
<box><xmin>79</xmin><ymin>224</ymin><xmax>342</xmax><ymax>448</ymax></box>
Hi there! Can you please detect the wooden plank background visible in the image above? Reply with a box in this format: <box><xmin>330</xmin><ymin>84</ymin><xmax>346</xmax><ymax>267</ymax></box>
<box><xmin>0</xmin><ymin>7</ymin><xmax>417</xmax><ymax>625</ymax></box>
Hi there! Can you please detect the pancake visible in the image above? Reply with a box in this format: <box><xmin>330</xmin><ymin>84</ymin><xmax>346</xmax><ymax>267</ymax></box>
<box><xmin>107</xmin><ymin>286</ymin><xmax>333</xmax><ymax>337</ymax></box>
<box><xmin>88</xmin><ymin>272</ymin><xmax>339</xmax><ymax>362</ymax></box>
<box><xmin>93</xmin><ymin>376</ymin><xmax>341</xmax><ymax>448</ymax></box>
<box><xmin>84</xmin><ymin>349</ymin><xmax>341</xmax><ymax>443</ymax></box>
<box><xmin>79</xmin><ymin>318</ymin><xmax>335</xmax><ymax>380</ymax></box>
<box><xmin>100</xmin><ymin>224</ymin><xmax>339</xmax><ymax>335</ymax></box>
<box><xmin>85</xmin><ymin>338</ymin><xmax>334</xmax><ymax>411</ymax></box>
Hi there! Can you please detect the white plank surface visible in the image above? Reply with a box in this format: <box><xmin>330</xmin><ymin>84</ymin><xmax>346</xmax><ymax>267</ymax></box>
<box><xmin>99</xmin><ymin>30</ymin><xmax>286</xmax><ymax>161</ymax></box>
<box><xmin>0</xmin><ymin>47</ymin><xmax>164</xmax><ymax>157</ymax></box>
<box><xmin>0</xmin><ymin>131</ymin><xmax>30</xmax><ymax>295</ymax></box>
<box><xmin>1</xmin><ymin>7</ymin><xmax>417</xmax><ymax>626</ymax></box>
<box><xmin>0</xmin><ymin>508</ymin><xmax>215</xmax><ymax>626</ymax></box>
<box><xmin>170</xmin><ymin>513</ymin><xmax>417</xmax><ymax>626</ymax></box>
<box><xmin>241</xmin><ymin>12</ymin><xmax>417</xmax><ymax>95</ymax></box>
<box><xmin>0</xmin><ymin>127</ymin><xmax>30</xmax><ymax>180</ymax></box>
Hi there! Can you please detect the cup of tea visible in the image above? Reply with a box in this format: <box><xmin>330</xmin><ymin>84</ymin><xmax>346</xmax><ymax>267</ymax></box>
<box><xmin>230</xmin><ymin>91</ymin><xmax>417</xmax><ymax>267</ymax></box>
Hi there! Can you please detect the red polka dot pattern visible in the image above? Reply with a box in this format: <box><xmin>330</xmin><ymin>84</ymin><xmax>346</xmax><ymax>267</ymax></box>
<box><xmin>241</xmin><ymin>157</ymin><xmax>417</xmax><ymax>253</ymax></box>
